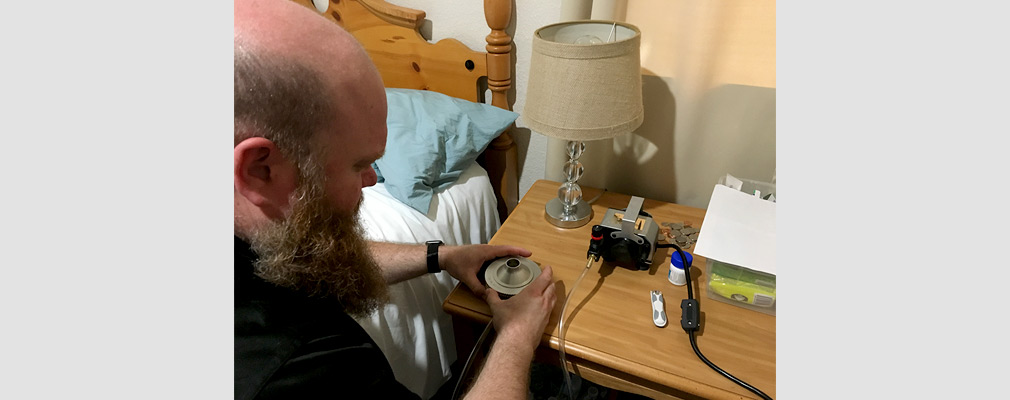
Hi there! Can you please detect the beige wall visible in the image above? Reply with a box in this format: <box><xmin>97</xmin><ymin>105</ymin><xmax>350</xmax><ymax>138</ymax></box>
<box><xmin>546</xmin><ymin>0</ymin><xmax>776</xmax><ymax>209</ymax></box>
<box><xmin>389</xmin><ymin>0</ymin><xmax>775</xmax><ymax>210</ymax></box>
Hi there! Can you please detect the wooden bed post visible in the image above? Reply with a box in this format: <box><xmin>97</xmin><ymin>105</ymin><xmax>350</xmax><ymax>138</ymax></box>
<box><xmin>483</xmin><ymin>0</ymin><xmax>519</xmax><ymax>222</ymax></box>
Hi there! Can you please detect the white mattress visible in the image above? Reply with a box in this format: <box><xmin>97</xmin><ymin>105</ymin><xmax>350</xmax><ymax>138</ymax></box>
<box><xmin>356</xmin><ymin>162</ymin><xmax>501</xmax><ymax>399</ymax></box>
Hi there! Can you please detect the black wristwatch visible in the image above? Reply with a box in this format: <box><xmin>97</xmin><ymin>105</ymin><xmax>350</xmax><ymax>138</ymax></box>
<box><xmin>425</xmin><ymin>240</ymin><xmax>444</xmax><ymax>273</ymax></box>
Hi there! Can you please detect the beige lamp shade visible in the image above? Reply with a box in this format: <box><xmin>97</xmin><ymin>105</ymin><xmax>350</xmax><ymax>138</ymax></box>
<box><xmin>525</xmin><ymin>21</ymin><xmax>644</xmax><ymax>141</ymax></box>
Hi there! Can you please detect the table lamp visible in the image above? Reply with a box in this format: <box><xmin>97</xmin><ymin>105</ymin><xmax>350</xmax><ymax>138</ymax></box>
<box><xmin>524</xmin><ymin>20</ymin><xmax>644</xmax><ymax>228</ymax></box>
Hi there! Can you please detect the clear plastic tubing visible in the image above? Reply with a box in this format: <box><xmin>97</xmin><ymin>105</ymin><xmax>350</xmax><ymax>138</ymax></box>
<box><xmin>558</xmin><ymin>256</ymin><xmax>596</xmax><ymax>400</ymax></box>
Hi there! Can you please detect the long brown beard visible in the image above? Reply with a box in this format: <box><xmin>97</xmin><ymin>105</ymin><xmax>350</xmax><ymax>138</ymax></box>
<box><xmin>246</xmin><ymin>173</ymin><xmax>388</xmax><ymax>318</ymax></box>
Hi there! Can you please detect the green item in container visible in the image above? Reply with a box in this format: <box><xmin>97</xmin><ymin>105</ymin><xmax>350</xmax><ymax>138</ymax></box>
<box><xmin>708</xmin><ymin>260</ymin><xmax>776</xmax><ymax>307</ymax></box>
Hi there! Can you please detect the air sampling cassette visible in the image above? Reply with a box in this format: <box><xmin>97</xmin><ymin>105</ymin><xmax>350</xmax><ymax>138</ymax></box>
<box><xmin>483</xmin><ymin>256</ymin><xmax>542</xmax><ymax>299</ymax></box>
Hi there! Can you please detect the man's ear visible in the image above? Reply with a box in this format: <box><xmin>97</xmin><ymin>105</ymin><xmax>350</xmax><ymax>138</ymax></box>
<box><xmin>234</xmin><ymin>137</ymin><xmax>299</xmax><ymax>218</ymax></box>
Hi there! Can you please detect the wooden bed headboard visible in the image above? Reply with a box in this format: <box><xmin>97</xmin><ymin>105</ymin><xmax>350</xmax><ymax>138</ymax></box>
<box><xmin>290</xmin><ymin>0</ymin><xmax>519</xmax><ymax>221</ymax></box>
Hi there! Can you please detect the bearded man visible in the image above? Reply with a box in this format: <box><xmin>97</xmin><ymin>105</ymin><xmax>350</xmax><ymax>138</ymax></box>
<box><xmin>233</xmin><ymin>0</ymin><xmax>556</xmax><ymax>399</ymax></box>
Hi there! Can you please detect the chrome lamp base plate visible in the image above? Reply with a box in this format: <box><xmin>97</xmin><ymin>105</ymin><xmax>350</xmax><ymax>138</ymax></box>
<box><xmin>545</xmin><ymin>197</ymin><xmax>592</xmax><ymax>228</ymax></box>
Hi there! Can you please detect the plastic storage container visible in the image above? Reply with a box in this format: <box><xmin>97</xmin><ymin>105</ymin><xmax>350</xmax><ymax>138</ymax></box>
<box><xmin>718</xmin><ymin>174</ymin><xmax>776</xmax><ymax>202</ymax></box>
<box><xmin>705</xmin><ymin>258</ymin><xmax>776</xmax><ymax>316</ymax></box>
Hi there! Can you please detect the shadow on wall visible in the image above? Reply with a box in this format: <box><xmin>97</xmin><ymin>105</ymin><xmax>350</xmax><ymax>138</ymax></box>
<box><xmin>582</xmin><ymin>77</ymin><xmax>776</xmax><ymax>210</ymax></box>
<box><xmin>677</xmin><ymin>83</ymin><xmax>776</xmax><ymax>208</ymax></box>
<box><xmin>511</xmin><ymin>126</ymin><xmax>531</xmax><ymax>179</ymax></box>
<box><xmin>580</xmin><ymin>74</ymin><xmax>677</xmax><ymax>203</ymax></box>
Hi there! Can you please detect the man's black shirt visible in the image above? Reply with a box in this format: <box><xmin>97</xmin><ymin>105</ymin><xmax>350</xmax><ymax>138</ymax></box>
<box><xmin>234</xmin><ymin>237</ymin><xmax>419</xmax><ymax>399</ymax></box>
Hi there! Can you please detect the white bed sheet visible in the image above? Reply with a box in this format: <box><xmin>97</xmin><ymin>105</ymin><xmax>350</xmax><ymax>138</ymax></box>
<box><xmin>356</xmin><ymin>161</ymin><xmax>501</xmax><ymax>399</ymax></box>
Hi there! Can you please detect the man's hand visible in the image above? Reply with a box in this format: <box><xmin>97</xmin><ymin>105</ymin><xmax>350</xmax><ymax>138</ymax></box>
<box><xmin>485</xmin><ymin>265</ymin><xmax>556</xmax><ymax>348</ymax></box>
<box><xmin>460</xmin><ymin>265</ymin><xmax>556</xmax><ymax>400</ymax></box>
<box><xmin>440</xmin><ymin>245</ymin><xmax>533</xmax><ymax>297</ymax></box>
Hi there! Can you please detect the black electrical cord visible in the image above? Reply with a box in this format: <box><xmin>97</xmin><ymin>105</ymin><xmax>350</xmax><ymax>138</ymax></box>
<box><xmin>657</xmin><ymin>243</ymin><xmax>773</xmax><ymax>400</ymax></box>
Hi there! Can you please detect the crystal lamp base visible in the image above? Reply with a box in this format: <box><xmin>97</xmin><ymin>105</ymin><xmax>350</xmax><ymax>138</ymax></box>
<box><xmin>544</xmin><ymin>197</ymin><xmax>593</xmax><ymax>228</ymax></box>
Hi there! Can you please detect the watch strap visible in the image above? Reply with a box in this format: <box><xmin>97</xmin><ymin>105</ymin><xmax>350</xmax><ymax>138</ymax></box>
<box><xmin>425</xmin><ymin>240</ymin><xmax>443</xmax><ymax>273</ymax></box>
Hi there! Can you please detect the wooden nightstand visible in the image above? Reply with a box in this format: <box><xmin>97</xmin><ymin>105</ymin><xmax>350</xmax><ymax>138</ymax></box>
<box><xmin>443</xmin><ymin>179</ymin><xmax>775</xmax><ymax>400</ymax></box>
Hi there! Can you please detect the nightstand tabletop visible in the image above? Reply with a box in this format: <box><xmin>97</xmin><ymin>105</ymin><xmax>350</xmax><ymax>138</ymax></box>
<box><xmin>443</xmin><ymin>179</ymin><xmax>775</xmax><ymax>400</ymax></box>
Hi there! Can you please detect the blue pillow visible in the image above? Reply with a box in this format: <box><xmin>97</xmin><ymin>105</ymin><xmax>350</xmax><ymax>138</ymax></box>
<box><xmin>373</xmin><ymin>88</ymin><xmax>518</xmax><ymax>214</ymax></box>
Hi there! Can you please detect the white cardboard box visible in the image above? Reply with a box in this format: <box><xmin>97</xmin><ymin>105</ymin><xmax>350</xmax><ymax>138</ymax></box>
<box><xmin>694</xmin><ymin>184</ymin><xmax>776</xmax><ymax>315</ymax></box>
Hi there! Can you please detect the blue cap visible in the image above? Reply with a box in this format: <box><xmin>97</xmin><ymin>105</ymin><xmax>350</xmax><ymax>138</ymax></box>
<box><xmin>670</xmin><ymin>251</ymin><xmax>693</xmax><ymax>270</ymax></box>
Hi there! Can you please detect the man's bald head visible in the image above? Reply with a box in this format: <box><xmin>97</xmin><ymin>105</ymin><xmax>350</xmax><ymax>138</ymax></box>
<box><xmin>234</xmin><ymin>0</ymin><xmax>370</xmax><ymax>75</ymax></box>
<box><xmin>234</xmin><ymin>0</ymin><xmax>385</xmax><ymax>171</ymax></box>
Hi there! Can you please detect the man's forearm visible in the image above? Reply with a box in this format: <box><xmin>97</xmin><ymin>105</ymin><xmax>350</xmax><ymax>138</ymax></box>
<box><xmin>462</xmin><ymin>328</ymin><xmax>538</xmax><ymax>400</ymax></box>
<box><xmin>367</xmin><ymin>241</ymin><xmax>428</xmax><ymax>284</ymax></box>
